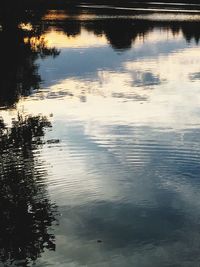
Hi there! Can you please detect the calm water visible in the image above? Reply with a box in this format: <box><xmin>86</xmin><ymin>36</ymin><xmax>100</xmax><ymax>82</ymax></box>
<box><xmin>1</xmin><ymin>5</ymin><xmax>200</xmax><ymax>267</ymax></box>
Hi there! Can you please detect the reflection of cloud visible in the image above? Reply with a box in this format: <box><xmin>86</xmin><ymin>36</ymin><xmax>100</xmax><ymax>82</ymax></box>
<box><xmin>35</xmin><ymin>122</ymin><xmax>200</xmax><ymax>267</ymax></box>
<box><xmin>39</xmin><ymin>228</ymin><xmax>200</xmax><ymax>267</ymax></box>
<box><xmin>111</xmin><ymin>92</ymin><xmax>148</xmax><ymax>101</ymax></box>
<box><xmin>38</xmin><ymin>29</ymin><xmax>187</xmax><ymax>87</ymax></box>
<box><xmin>31</xmin><ymin>44</ymin><xmax>200</xmax><ymax>130</ymax></box>
<box><xmin>189</xmin><ymin>72</ymin><xmax>200</xmax><ymax>81</ymax></box>
<box><xmin>34</xmin><ymin>33</ymin><xmax>200</xmax><ymax>130</ymax></box>
<box><xmin>131</xmin><ymin>71</ymin><xmax>162</xmax><ymax>87</ymax></box>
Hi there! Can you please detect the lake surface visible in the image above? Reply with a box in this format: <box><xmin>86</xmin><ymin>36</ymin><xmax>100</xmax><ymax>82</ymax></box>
<box><xmin>1</xmin><ymin>5</ymin><xmax>200</xmax><ymax>267</ymax></box>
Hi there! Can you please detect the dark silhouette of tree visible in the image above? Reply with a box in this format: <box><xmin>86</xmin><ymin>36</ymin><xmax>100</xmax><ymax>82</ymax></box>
<box><xmin>0</xmin><ymin>4</ymin><xmax>60</xmax><ymax>108</ymax></box>
<box><xmin>43</xmin><ymin>8</ymin><xmax>200</xmax><ymax>51</ymax></box>
<box><xmin>82</xmin><ymin>18</ymin><xmax>151</xmax><ymax>50</ymax></box>
<box><xmin>0</xmin><ymin>114</ymin><xmax>58</xmax><ymax>266</ymax></box>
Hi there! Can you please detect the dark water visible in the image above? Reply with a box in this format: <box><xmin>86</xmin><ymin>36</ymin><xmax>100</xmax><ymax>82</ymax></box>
<box><xmin>1</xmin><ymin>4</ymin><xmax>200</xmax><ymax>267</ymax></box>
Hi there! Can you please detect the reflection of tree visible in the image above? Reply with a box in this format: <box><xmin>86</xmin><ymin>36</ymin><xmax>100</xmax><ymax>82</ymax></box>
<box><xmin>84</xmin><ymin>19</ymin><xmax>151</xmax><ymax>50</ymax></box>
<box><xmin>85</xmin><ymin>18</ymin><xmax>200</xmax><ymax>49</ymax></box>
<box><xmin>180</xmin><ymin>22</ymin><xmax>200</xmax><ymax>44</ymax></box>
<box><xmin>45</xmin><ymin>8</ymin><xmax>200</xmax><ymax>50</ymax></box>
<box><xmin>0</xmin><ymin>6</ymin><xmax>59</xmax><ymax>108</ymax></box>
<box><xmin>0</xmin><ymin>114</ymin><xmax>58</xmax><ymax>266</ymax></box>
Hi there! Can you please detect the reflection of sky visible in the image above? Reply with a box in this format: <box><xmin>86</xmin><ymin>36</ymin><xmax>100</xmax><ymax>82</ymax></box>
<box><xmin>38</xmin><ymin>29</ymin><xmax>187</xmax><ymax>86</ymax></box>
<box><xmin>32</xmin><ymin>27</ymin><xmax>200</xmax><ymax>129</ymax></box>
<box><xmin>36</xmin><ymin>120</ymin><xmax>200</xmax><ymax>267</ymax></box>
<box><xmin>3</xmin><ymin>23</ymin><xmax>200</xmax><ymax>266</ymax></box>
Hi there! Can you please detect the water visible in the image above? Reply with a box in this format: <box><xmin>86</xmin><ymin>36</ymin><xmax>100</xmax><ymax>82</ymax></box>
<box><xmin>1</xmin><ymin>5</ymin><xmax>200</xmax><ymax>267</ymax></box>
